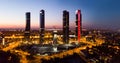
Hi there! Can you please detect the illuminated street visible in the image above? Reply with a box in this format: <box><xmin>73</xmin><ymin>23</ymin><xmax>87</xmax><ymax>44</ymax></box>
<box><xmin>0</xmin><ymin>33</ymin><xmax>105</xmax><ymax>63</ymax></box>
<box><xmin>0</xmin><ymin>0</ymin><xmax>120</xmax><ymax>63</ymax></box>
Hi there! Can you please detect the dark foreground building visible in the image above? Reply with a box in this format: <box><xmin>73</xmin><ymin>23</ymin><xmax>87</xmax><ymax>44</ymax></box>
<box><xmin>63</xmin><ymin>10</ymin><xmax>69</xmax><ymax>43</ymax></box>
<box><xmin>40</xmin><ymin>10</ymin><xmax>45</xmax><ymax>44</ymax></box>
<box><xmin>24</xmin><ymin>12</ymin><xmax>31</xmax><ymax>41</ymax></box>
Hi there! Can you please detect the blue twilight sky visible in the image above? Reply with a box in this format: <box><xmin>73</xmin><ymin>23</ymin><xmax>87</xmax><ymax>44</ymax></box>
<box><xmin>0</xmin><ymin>0</ymin><xmax>120</xmax><ymax>30</ymax></box>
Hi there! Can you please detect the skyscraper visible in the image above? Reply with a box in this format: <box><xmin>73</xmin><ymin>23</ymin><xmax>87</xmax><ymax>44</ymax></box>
<box><xmin>63</xmin><ymin>10</ymin><xmax>69</xmax><ymax>43</ymax></box>
<box><xmin>40</xmin><ymin>10</ymin><xmax>45</xmax><ymax>44</ymax></box>
<box><xmin>75</xmin><ymin>10</ymin><xmax>82</xmax><ymax>42</ymax></box>
<box><xmin>24</xmin><ymin>12</ymin><xmax>31</xmax><ymax>41</ymax></box>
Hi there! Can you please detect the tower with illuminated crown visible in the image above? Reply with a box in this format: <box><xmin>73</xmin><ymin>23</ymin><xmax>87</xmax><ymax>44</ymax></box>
<box><xmin>75</xmin><ymin>10</ymin><xmax>82</xmax><ymax>42</ymax></box>
<box><xmin>40</xmin><ymin>10</ymin><xmax>45</xmax><ymax>44</ymax></box>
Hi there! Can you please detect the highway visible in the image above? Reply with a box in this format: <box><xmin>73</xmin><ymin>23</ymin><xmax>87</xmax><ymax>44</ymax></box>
<box><xmin>1</xmin><ymin>36</ymin><xmax>104</xmax><ymax>63</ymax></box>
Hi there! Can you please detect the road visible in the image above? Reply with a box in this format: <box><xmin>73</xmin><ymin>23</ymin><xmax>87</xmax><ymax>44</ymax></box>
<box><xmin>1</xmin><ymin>37</ymin><xmax>104</xmax><ymax>63</ymax></box>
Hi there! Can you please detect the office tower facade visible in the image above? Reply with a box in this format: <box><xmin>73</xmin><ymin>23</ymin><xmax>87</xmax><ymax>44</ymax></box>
<box><xmin>63</xmin><ymin>10</ymin><xmax>69</xmax><ymax>43</ymax></box>
<box><xmin>40</xmin><ymin>10</ymin><xmax>45</xmax><ymax>44</ymax></box>
<box><xmin>75</xmin><ymin>10</ymin><xmax>82</xmax><ymax>42</ymax></box>
<box><xmin>24</xmin><ymin>12</ymin><xmax>31</xmax><ymax>41</ymax></box>
<box><xmin>53</xmin><ymin>30</ymin><xmax>58</xmax><ymax>45</ymax></box>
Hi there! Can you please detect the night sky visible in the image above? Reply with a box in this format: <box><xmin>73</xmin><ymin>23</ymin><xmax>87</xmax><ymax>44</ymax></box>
<box><xmin>0</xmin><ymin>0</ymin><xmax>120</xmax><ymax>30</ymax></box>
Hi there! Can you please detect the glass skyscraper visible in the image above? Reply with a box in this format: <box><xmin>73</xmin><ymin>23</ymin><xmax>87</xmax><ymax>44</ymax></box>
<box><xmin>40</xmin><ymin>10</ymin><xmax>45</xmax><ymax>44</ymax></box>
<box><xmin>24</xmin><ymin>12</ymin><xmax>31</xmax><ymax>41</ymax></box>
<box><xmin>63</xmin><ymin>10</ymin><xmax>69</xmax><ymax>43</ymax></box>
<box><xmin>75</xmin><ymin>10</ymin><xmax>82</xmax><ymax>42</ymax></box>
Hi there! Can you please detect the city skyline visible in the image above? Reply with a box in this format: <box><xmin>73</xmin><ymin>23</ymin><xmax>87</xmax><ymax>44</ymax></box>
<box><xmin>0</xmin><ymin>0</ymin><xmax>120</xmax><ymax>30</ymax></box>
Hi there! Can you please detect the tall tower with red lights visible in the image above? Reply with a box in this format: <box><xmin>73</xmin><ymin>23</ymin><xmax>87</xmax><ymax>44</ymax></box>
<box><xmin>75</xmin><ymin>10</ymin><xmax>82</xmax><ymax>42</ymax></box>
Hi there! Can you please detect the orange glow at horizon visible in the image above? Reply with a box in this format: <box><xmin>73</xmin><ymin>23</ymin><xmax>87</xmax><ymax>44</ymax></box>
<box><xmin>0</xmin><ymin>23</ymin><xmax>89</xmax><ymax>29</ymax></box>
<box><xmin>0</xmin><ymin>24</ymin><xmax>25</xmax><ymax>28</ymax></box>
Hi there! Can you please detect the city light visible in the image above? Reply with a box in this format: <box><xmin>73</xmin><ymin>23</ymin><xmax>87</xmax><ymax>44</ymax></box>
<box><xmin>0</xmin><ymin>1</ymin><xmax>120</xmax><ymax>63</ymax></box>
